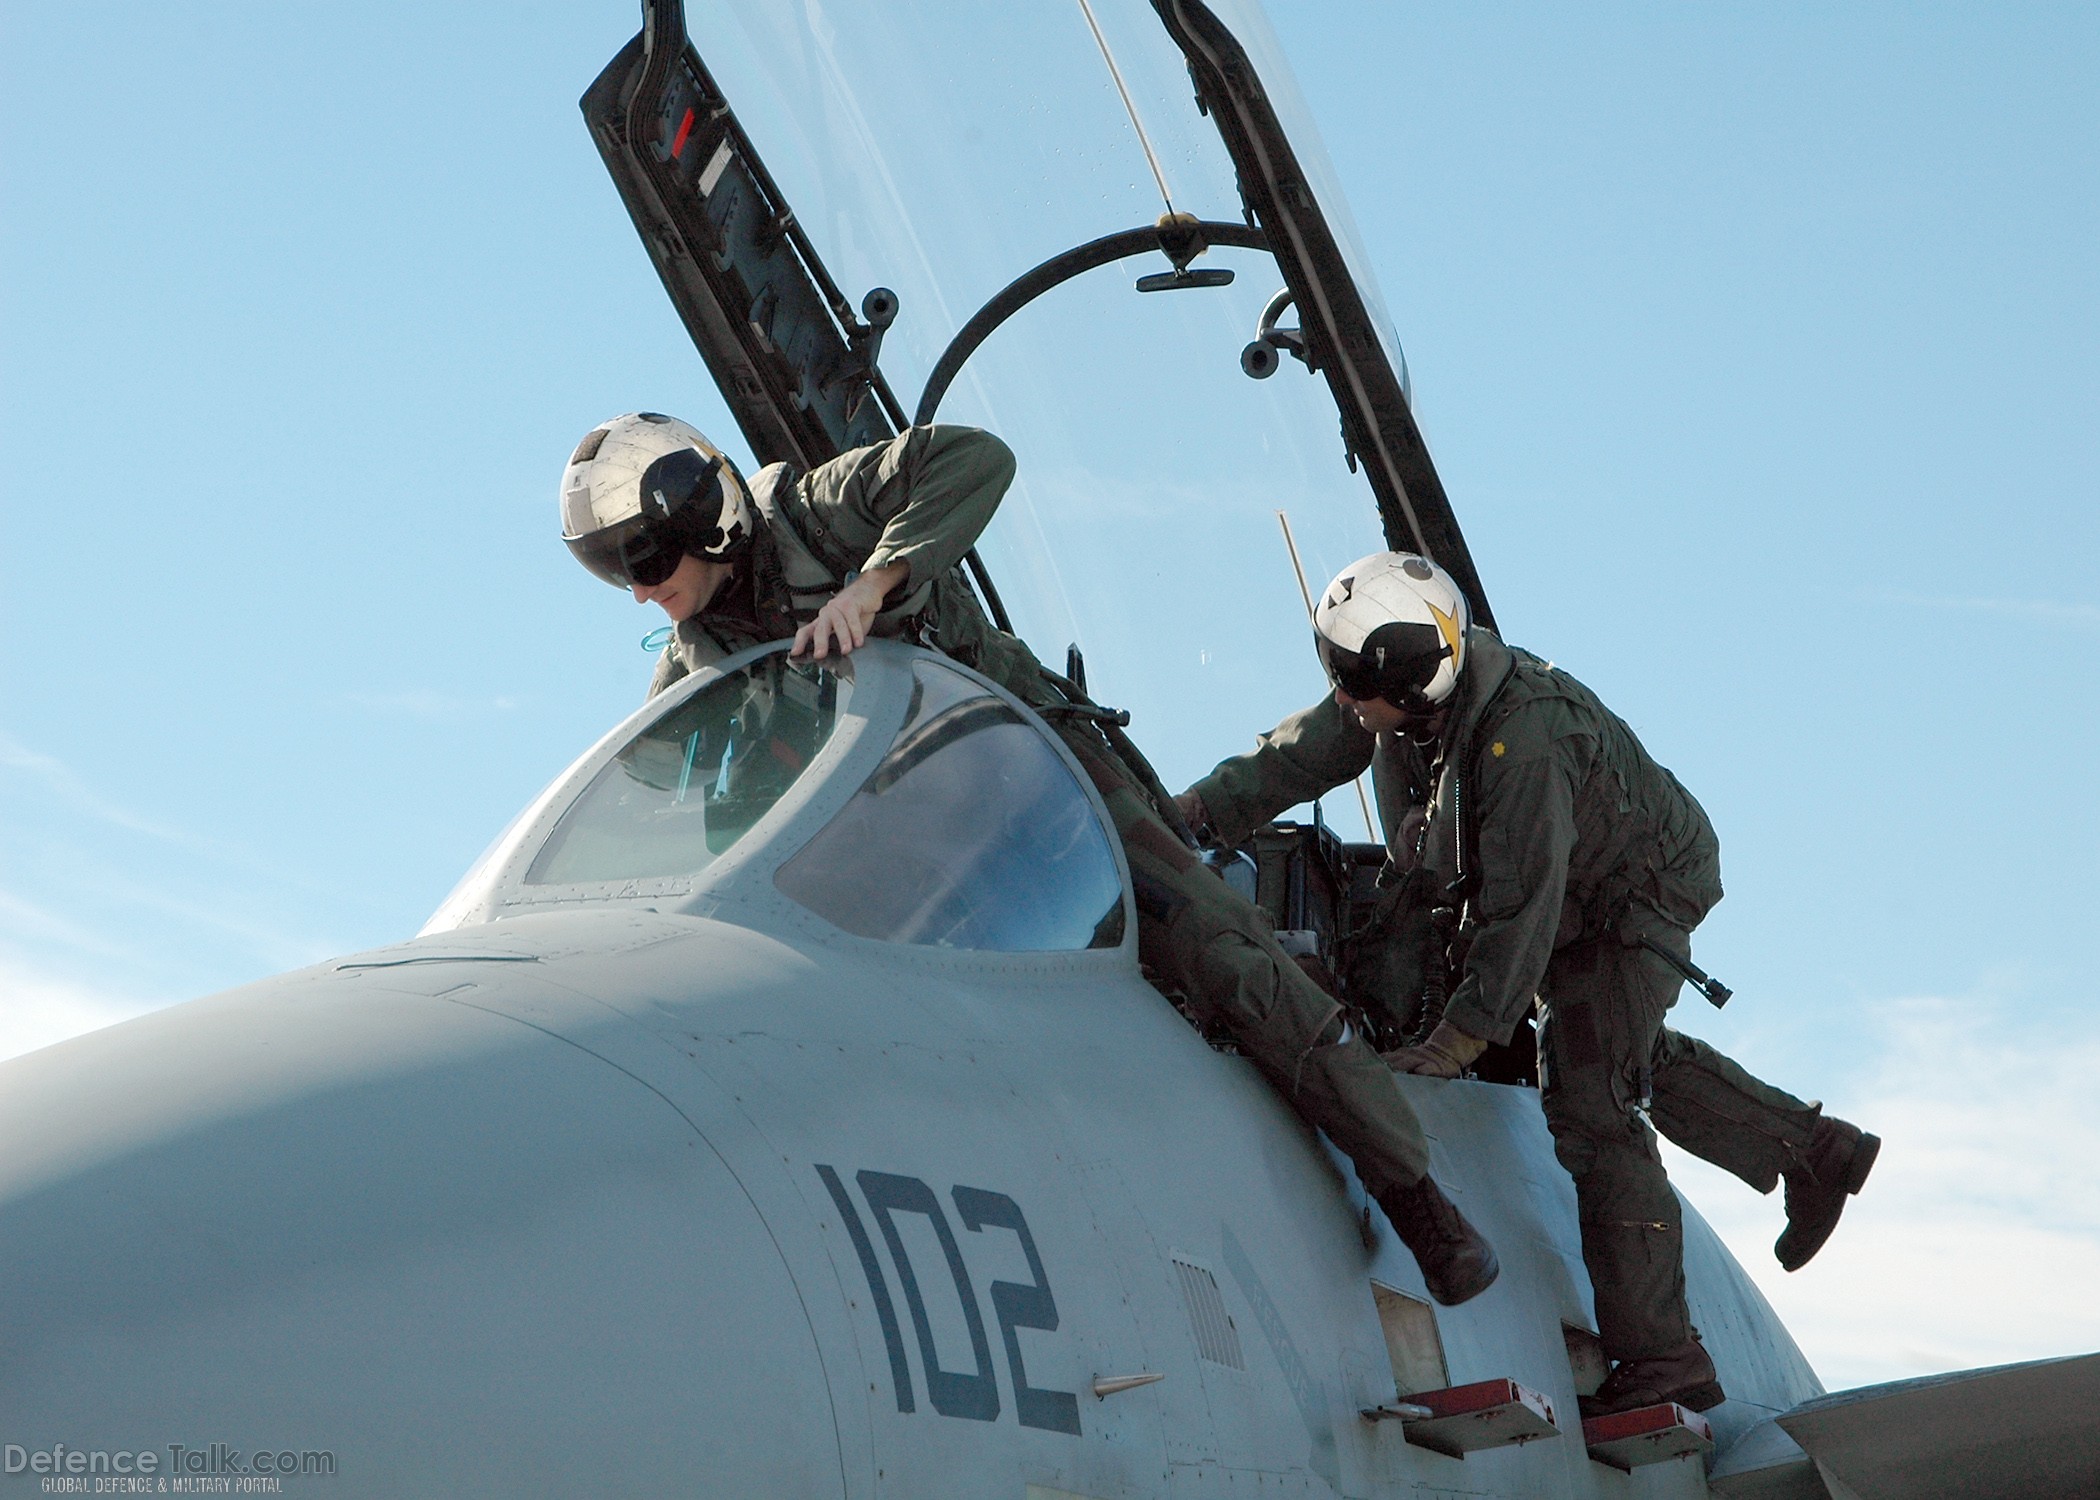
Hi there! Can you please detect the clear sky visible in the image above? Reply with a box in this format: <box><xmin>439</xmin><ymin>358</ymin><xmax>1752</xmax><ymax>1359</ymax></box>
<box><xmin>4</xmin><ymin>1</ymin><xmax>2096</xmax><ymax>1392</ymax></box>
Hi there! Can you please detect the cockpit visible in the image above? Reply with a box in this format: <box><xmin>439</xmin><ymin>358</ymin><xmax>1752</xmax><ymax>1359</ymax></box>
<box><xmin>431</xmin><ymin>0</ymin><xmax>1534</xmax><ymax>1073</ymax></box>
<box><xmin>424</xmin><ymin>641</ymin><xmax>1126</xmax><ymax>956</ymax></box>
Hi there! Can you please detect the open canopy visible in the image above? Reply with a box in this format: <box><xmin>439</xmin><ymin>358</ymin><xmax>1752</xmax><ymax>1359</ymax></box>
<box><xmin>580</xmin><ymin>0</ymin><xmax>1489</xmax><ymax>796</ymax></box>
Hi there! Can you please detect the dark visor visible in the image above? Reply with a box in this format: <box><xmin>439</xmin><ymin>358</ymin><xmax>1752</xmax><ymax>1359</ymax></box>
<box><xmin>567</xmin><ymin>514</ymin><xmax>689</xmax><ymax>590</ymax></box>
<box><xmin>1314</xmin><ymin>622</ymin><xmax>1449</xmax><ymax>705</ymax></box>
<box><xmin>1314</xmin><ymin>631</ymin><xmax>1384</xmax><ymax>700</ymax></box>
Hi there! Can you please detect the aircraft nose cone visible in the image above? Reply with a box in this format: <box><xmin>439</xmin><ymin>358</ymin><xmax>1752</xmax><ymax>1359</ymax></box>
<box><xmin>0</xmin><ymin>953</ymin><xmax>844</xmax><ymax>1496</ymax></box>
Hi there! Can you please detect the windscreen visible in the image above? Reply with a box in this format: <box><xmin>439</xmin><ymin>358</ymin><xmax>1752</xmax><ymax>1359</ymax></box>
<box><xmin>653</xmin><ymin>1</ymin><xmax>1407</xmax><ymax>834</ymax></box>
<box><xmin>526</xmin><ymin>652</ymin><xmax>845</xmax><ymax>886</ymax></box>
<box><xmin>774</xmin><ymin>661</ymin><xmax>1124</xmax><ymax>950</ymax></box>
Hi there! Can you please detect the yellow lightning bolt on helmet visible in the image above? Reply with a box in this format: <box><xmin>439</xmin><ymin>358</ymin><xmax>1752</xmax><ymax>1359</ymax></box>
<box><xmin>1312</xmin><ymin>551</ymin><xmax>1472</xmax><ymax>710</ymax></box>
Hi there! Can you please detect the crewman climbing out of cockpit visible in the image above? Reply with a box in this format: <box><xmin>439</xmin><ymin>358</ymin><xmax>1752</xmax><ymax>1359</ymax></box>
<box><xmin>1176</xmin><ymin>551</ymin><xmax>1881</xmax><ymax>1418</ymax></box>
<box><xmin>555</xmin><ymin>415</ymin><xmax>1500</xmax><ymax>1307</ymax></box>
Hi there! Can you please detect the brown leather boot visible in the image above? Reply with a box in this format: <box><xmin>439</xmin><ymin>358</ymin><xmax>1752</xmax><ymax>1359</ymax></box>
<box><xmin>1775</xmin><ymin>1115</ymin><xmax>1881</xmax><ymax>1272</ymax></box>
<box><xmin>1376</xmin><ymin>1175</ymin><xmax>1499</xmax><ymax>1306</ymax></box>
<box><xmin>1578</xmin><ymin>1338</ymin><xmax>1725</xmax><ymax>1419</ymax></box>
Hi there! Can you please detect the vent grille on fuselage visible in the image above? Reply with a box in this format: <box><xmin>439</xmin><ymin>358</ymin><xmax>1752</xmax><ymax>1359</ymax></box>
<box><xmin>1172</xmin><ymin>1255</ymin><xmax>1245</xmax><ymax>1370</ymax></box>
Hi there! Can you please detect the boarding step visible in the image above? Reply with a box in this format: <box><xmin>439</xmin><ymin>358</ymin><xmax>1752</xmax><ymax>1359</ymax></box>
<box><xmin>1582</xmin><ymin>1402</ymin><xmax>1715</xmax><ymax>1471</ymax></box>
<box><xmin>1374</xmin><ymin>1378</ymin><xmax>1561</xmax><ymax>1458</ymax></box>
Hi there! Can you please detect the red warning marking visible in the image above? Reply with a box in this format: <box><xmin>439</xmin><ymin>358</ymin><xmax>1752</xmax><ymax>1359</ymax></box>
<box><xmin>671</xmin><ymin>106</ymin><xmax>695</xmax><ymax>159</ymax></box>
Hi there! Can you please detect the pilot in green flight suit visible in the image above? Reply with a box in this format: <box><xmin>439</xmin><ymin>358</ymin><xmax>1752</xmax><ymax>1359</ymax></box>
<box><xmin>1177</xmin><ymin>550</ymin><xmax>1881</xmax><ymax>1417</ymax></box>
<box><xmin>556</xmin><ymin>413</ymin><xmax>1499</xmax><ymax>1307</ymax></box>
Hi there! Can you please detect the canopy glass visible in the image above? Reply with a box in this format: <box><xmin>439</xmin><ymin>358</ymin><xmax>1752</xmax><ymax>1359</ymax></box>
<box><xmin>638</xmin><ymin>0</ymin><xmax>1439</xmax><ymax>826</ymax></box>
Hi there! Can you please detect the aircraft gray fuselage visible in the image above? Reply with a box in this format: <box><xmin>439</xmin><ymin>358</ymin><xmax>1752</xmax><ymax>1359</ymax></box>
<box><xmin>0</xmin><ymin>643</ymin><xmax>1821</xmax><ymax>1497</ymax></box>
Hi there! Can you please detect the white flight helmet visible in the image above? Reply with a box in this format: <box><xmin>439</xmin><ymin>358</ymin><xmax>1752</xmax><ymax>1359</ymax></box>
<box><xmin>559</xmin><ymin>412</ymin><xmax>754</xmax><ymax>589</ymax></box>
<box><xmin>1312</xmin><ymin>551</ymin><xmax>1471</xmax><ymax>711</ymax></box>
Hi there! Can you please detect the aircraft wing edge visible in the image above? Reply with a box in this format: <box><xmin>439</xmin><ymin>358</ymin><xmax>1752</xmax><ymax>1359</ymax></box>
<box><xmin>1706</xmin><ymin>1411</ymin><xmax>1824</xmax><ymax>1500</ymax></box>
<box><xmin>1707</xmin><ymin>1351</ymin><xmax>2100</xmax><ymax>1500</ymax></box>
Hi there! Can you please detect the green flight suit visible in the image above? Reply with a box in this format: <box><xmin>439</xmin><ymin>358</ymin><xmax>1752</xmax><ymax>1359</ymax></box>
<box><xmin>648</xmin><ymin>423</ymin><xmax>1043</xmax><ymax>701</ymax></box>
<box><xmin>643</xmin><ymin>424</ymin><xmax>1434</xmax><ymax>1199</ymax></box>
<box><xmin>1191</xmin><ymin>627</ymin><xmax>1823</xmax><ymax>1359</ymax></box>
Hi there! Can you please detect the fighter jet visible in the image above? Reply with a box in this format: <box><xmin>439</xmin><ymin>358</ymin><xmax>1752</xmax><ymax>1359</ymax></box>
<box><xmin>2</xmin><ymin>3</ymin><xmax>2093</xmax><ymax>1497</ymax></box>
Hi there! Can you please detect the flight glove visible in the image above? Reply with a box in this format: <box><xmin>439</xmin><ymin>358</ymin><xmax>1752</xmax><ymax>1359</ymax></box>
<box><xmin>1385</xmin><ymin>1020</ymin><xmax>1488</xmax><ymax>1079</ymax></box>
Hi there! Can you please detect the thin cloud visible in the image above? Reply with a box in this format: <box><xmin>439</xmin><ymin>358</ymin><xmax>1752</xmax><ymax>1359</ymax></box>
<box><xmin>337</xmin><ymin>690</ymin><xmax>523</xmax><ymax>719</ymax></box>
<box><xmin>0</xmin><ymin>871</ymin><xmax>336</xmax><ymax>1018</ymax></box>
<box><xmin>78</xmin><ymin>871</ymin><xmax>345</xmax><ymax>976</ymax></box>
<box><xmin>2</xmin><ymin>729</ymin><xmax>331</xmax><ymax>897</ymax></box>
<box><xmin>0</xmin><ymin>887</ymin><xmax>110</xmax><ymax>952</ymax></box>
<box><xmin>1666</xmin><ymin>992</ymin><xmax>2100</xmax><ymax>1391</ymax></box>
<box><xmin>0</xmin><ymin>950</ymin><xmax>166</xmax><ymax>1065</ymax></box>
<box><xmin>1871</xmin><ymin>590</ymin><xmax>2100</xmax><ymax>630</ymax></box>
<box><xmin>0</xmin><ymin>730</ymin><xmax>194</xmax><ymax>843</ymax></box>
